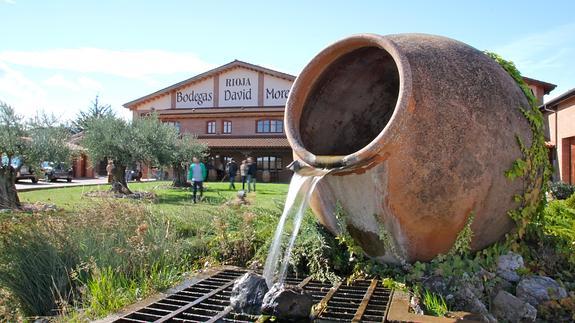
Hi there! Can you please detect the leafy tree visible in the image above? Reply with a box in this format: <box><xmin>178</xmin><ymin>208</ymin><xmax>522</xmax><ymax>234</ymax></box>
<box><xmin>81</xmin><ymin>115</ymin><xmax>141</xmax><ymax>194</ymax></box>
<box><xmin>70</xmin><ymin>95</ymin><xmax>115</xmax><ymax>134</ymax></box>
<box><xmin>0</xmin><ymin>102</ymin><xmax>71</xmax><ymax>209</ymax></box>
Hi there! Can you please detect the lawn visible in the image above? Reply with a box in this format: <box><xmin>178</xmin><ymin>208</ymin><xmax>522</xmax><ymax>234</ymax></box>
<box><xmin>18</xmin><ymin>180</ymin><xmax>289</xmax><ymax>213</ymax></box>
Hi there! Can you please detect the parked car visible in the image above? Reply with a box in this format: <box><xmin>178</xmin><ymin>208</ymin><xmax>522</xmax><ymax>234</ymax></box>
<box><xmin>41</xmin><ymin>162</ymin><xmax>73</xmax><ymax>182</ymax></box>
<box><xmin>2</xmin><ymin>156</ymin><xmax>39</xmax><ymax>183</ymax></box>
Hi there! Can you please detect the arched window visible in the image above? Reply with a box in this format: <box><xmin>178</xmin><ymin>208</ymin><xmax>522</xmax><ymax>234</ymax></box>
<box><xmin>256</xmin><ymin>119</ymin><xmax>283</xmax><ymax>133</ymax></box>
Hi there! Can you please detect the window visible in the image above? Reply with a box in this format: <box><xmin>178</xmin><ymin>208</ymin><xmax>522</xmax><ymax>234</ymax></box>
<box><xmin>164</xmin><ymin>121</ymin><xmax>181</xmax><ymax>134</ymax></box>
<box><xmin>207</xmin><ymin>121</ymin><xmax>216</xmax><ymax>134</ymax></box>
<box><xmin>256</xmin><ymin>120</ymin><xmax>283</xmax><ymax>133</ymax></box>
<box><xmin>223</xmin><ymin>121</ymin><xmax>232</xmax><ymax>134</ymax></box>
<box><xmin>257</xmin><ymin>156</ymin><xmax>283</xmax><ymax>171</ymax></box>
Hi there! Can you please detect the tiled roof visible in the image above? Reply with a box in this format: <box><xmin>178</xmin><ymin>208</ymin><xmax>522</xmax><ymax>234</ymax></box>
<box><xmin>198</xmin><ymin>137</ymin><xmax>291</xmax><ymax>148</ymax></box>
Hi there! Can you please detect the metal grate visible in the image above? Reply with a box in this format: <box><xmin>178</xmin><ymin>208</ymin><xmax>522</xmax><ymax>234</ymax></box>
<box><xmin>114</xmin><ymin>268</ymin><xmax>392</xmax><ymax>322</ymax></box>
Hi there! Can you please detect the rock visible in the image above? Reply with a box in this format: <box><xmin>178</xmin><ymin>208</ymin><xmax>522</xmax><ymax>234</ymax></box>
<box><xmin>229</xmin><ymin>272</ymin><xmax>269</xmax><ymax>315</ymax></box>
<box><xmin>492</xmin><ymin>290</ymin><xmax>537</xmax><ymax>322</ymax></box>
<box><xmin>454</xmin><ymin>281</ymin><xmax>496</xmax><ymax>323</ymax></box>
<box><xmin>496</xmin><ymin>252</ymin><xmax>525</xmax><ymax>282</ymax></box>
<box><xmin>226</xmin><ymin>190</ymin><xmax>249</xmax><ymax>206</ymax></box>
<box><xmin>516</xmin><ymin>275</ymin><xmax>567</xmax><ymax>307</ymax></box>
<box><xmin>261</xmin><ymin>284</ymin><xmax>314</xmax><ymax>321</ymax></box>
<box><xmin>422</xmin><ymin>275</ymin><xmax>450</xmax><ymax>296</ymax></box>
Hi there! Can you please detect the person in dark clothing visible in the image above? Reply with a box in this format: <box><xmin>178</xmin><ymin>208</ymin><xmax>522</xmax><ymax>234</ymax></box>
<box><xmin>226</xmin><ymin>158</ymin><xmax>238</xmax><ymax>190</ymax></box>
<box><xmin>246</xmin><ymin>157</ymin><xmax>257</xmax><ymax>192</ymax></box>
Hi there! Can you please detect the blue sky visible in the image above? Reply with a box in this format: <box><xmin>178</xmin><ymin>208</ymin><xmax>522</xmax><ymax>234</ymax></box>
<box><xmin>1</xmin><ymin>0</ymin><xmax>574</xmax><ymax>121</ymax></box>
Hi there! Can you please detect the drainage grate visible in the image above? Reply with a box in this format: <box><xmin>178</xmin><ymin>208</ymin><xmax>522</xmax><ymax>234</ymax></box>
<box><xmin>114</xmin><ymin>268</ymin><xmax>392</xmax><ymax>322</ymax></box>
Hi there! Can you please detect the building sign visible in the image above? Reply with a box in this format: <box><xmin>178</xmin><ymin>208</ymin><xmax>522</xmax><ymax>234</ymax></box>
<box><xmin>219</xmin><ymin>69</ymin><xmax>258</xmax><ymax>107</ymax></box>
<box><xmin>165</xmin><ymin>66</ymin><xmax>293</xmax><ymax>109</ymax></box>
<box><xmin>263</xmin><ymin>74</ymin><xmax>292</xmax><ymax>106</ymax></box>
<box><xmin>175</xmin><ymin>78</ymin><xmax>214</xmax><ymax>109</ymax></box>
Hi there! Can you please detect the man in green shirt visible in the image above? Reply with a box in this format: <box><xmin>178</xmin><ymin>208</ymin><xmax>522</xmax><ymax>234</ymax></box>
<box><xmin>188</xmin><ymin>157</ymin><xmax>207</xmax><ymax>203</ymax></box>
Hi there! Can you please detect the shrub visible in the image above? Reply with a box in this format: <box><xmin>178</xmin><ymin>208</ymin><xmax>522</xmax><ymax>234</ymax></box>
<box><xmin>565</xmin><ymin>192</ymin><xmax>575</xmax><ymax>209</ymax></box>
<box><xmin>550</xmin><ymin>182</ymin><xmax>575</xmax><ymax>200</ymax></box>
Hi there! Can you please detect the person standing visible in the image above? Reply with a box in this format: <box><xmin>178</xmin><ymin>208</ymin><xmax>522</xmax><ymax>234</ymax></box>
<box><xmin>240</xmin><ymin>160</ymin><xmax>247</xmax><ymax>190</ymax></box>
<box><xmin>106</xmin><ymin>160</ymin><xmax>114</xmax><ymax>183</ymax></box>
<box><xmin>226</xmin><ymin>158</ymin><xmax>238</xmax><ymax>190</ymax></box>
<box><xmin>188</xmin><ymin>157</ymin><xmax>207</xmax><ymax>203</ymax></box>
<box><xmin>246</xmin><ymin>157</ymin><xmax>257</xmax><ymax>192</ymax></box>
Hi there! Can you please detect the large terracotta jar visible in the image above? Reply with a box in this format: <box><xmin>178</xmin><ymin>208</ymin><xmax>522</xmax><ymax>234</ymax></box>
<box><xmin>285</xmin><ymin>33</ymin><xmax>533</xmax><ymax>263</ymax></box>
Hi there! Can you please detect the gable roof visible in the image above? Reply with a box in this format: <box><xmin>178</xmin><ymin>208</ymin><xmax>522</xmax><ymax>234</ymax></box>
<box><xmin>523</xmin><ymin>76</ymin><xmax>556</xmax><ymax>95</ymax></box>
<box><xmin>123</xmin><ymin>60</ymin><xmax>296</xmax><ymax>109</ymax></box>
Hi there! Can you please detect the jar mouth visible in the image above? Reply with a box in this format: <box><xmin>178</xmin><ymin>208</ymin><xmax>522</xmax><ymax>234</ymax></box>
<box><xmin>285</xmin><ymin>34</ymin><xmax>412</xmax><ymax>169</ymax></box>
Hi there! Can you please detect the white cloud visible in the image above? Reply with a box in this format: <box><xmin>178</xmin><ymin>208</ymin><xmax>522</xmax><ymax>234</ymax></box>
<box><xmin>0</xmin><ymin>62</ymin><xmax>47</xmax><ymax>116</ymax></box>
<box><xmin>44</xmin><ymin>74</ymin><xmax>103</xmax><ymax>92</ymax></box>
<box><xmin>0</xmin><ymin>48</ymin><xmax>214</xmax><ymax>79</ymax></box>
<box><xmin>78</xmin><ymin>76</ymin><xmax>103</xmax><ymax>91</ymax></box>
<box><xmin>2</xmin><ymin>0</ymin><xmax>15</xmax><ymax>4</ymax></box>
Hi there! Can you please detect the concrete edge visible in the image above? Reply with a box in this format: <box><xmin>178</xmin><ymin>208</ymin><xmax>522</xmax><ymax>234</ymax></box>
<box><xmin>386</xmin><ymin>290</ymin><xmax>482</xmax><ymax>323</ymax></box>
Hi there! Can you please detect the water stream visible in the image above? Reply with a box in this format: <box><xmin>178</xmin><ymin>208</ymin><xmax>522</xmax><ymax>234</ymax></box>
<box><xmin>262</xmin><ymin>172</ymin><xmax>326</xmax><ymax>287</ymax></box>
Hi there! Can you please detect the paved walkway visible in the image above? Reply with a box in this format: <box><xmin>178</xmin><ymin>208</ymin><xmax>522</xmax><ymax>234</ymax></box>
<box><xmin>16</xmin><ymin>177</ymin><xmax>156</xmax><ymax>192</ymax></box>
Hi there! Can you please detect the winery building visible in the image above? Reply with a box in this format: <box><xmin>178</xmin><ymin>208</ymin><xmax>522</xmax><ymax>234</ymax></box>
<box><xmin>123</xmin><ymin>60</ymin><xmax>557</xmax><ymax>183</ymax></box>
<box><xmin>123</xmin><ymin>60</ymin><xmax>296</xmax><ymax>182</ymax></box>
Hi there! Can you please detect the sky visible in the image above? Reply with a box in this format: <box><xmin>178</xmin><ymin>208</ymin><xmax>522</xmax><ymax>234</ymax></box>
<box><xmin>1</xmin><ymin>0</ymin><xmax>574</xmax><ymax>122</ymax></box>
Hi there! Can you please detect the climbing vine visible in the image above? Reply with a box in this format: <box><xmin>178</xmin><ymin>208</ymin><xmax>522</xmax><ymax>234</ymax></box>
<box><xmin>485</xmin><ymin>51</ymin><xmax>551</xmax><ymax>242</ymax></box>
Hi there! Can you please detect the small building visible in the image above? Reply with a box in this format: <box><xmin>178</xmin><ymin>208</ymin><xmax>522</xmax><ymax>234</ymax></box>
<box><xmin>541</xmin><ymin>88</ymin><xmax>575</xmax><ymax>184</ymax></box>
<box><xmin>123</xmin><ymin>60</ymin><xmax>295</xmax><ymax>182</ymax></box>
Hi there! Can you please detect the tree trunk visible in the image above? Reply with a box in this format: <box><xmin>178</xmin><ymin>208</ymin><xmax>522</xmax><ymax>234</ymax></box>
<box><xmin>110</xmin><ymin>164</ymin><xmax>132</xmax><ymax>194</ymax></box>
<box><xmin>0</xmin><ymin>166</ymin><xmax>21</xmax><ymax>209</ymax></box>
<box><xmin>172</xmin><ymin>163</ymin><xmax>190</xmax><ymax>187</ymax></box>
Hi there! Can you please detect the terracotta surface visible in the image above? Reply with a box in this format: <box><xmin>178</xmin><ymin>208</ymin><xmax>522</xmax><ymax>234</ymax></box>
<box><xmin>285</xmin><ymin>33</ymin><xmax>533</xmax><ymax>263</ymax></box>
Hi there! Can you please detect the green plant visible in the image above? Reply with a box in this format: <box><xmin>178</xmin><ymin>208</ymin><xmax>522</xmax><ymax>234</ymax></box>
<box><xmin>486</xmin><ymin>51</ymin><xmax>550</xmax><ymax>242</ymax></box>
<box><xmin>0</xmin><ymin>217</ymin><xmax>80</xmax><ymax>316</ymax></box>
<box><xmin>422</xmin><ymin>289</ymin><xmax>449</xmax><ymax>316</ymax></box>
<box><xmin>565</xmin><ymin>192</ymin><xmax>575</xmax><ymax>209</ymax></box>
<box><xmin>448</xmin><ymin>212</ymin><xmax>475</xmax><ymax>256</ymax></box>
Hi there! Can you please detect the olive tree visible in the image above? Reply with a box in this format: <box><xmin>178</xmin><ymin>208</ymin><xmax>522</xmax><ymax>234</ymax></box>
<box><xmin>0</xmin><ymin>102</ymin><xmax>71</xmax><ymax>209</ymax></box>
<box><xmin>81</xmin><ymin>115</ymin><xmax>145</xmax><ymax>194</ymax></box>
<box><xmin>131</xmin><ymin>115</ymin><xmax>208</xmax><ymax>188</ymax></box>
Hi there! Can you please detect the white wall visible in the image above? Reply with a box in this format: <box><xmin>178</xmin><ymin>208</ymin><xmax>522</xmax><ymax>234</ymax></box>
<box><xmin>135</xmin><ymin>93</ymin><xmax>171</xmax><ymax>111</ymax></box>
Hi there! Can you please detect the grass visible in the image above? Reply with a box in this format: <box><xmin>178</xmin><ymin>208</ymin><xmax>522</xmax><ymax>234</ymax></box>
<box><xmin>422</xmin><ymin>289</ymin><xmax>449</xmax><ymax>317</ymax></box>
<box><xmin>18</xmin><ymin>180</ymin><xmax>289</xmax><ymax>213</ymax></box>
